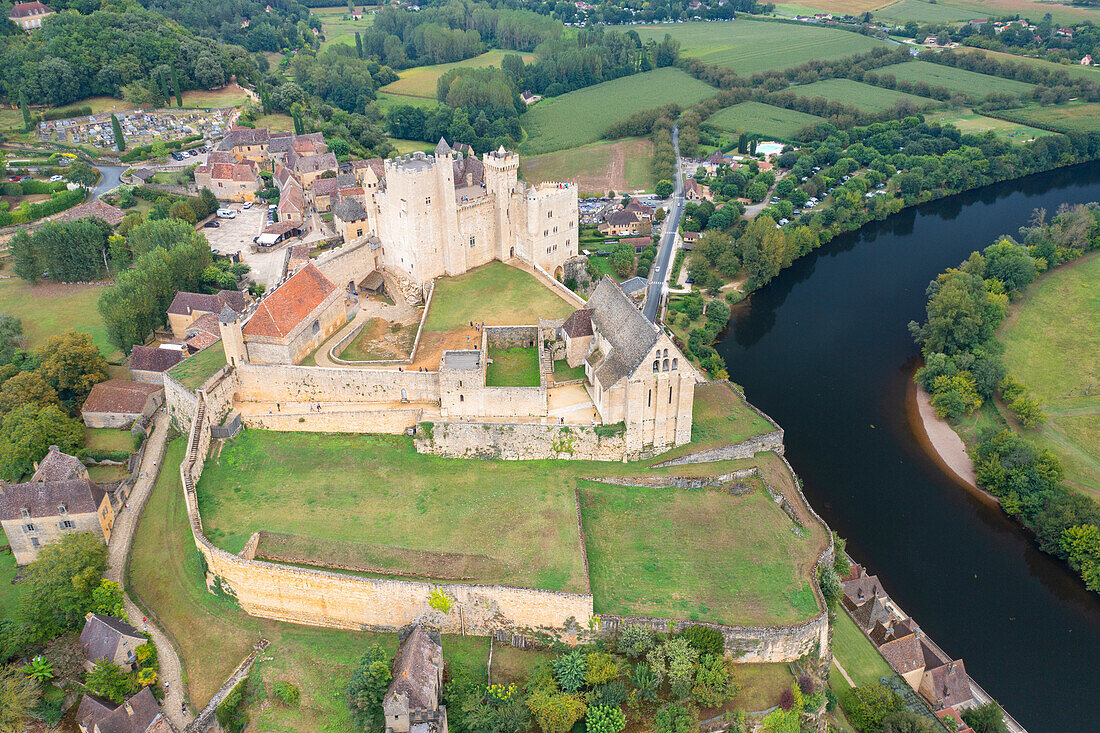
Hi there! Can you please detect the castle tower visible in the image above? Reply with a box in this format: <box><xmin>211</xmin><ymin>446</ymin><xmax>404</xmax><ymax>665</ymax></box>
<box><xmin>483</xmin><ymin>147</ymin><xmax>520</xmax><ymax>261</ymax></box>
<box><xmin>433</xmin><ymin>145</ymin><xmax>462</xmax><ymax>276</ymax></box>
<box><xmin>218</xmin><ymin>306</ymin><xmax>247</xmax><ymax>367</ymax></box>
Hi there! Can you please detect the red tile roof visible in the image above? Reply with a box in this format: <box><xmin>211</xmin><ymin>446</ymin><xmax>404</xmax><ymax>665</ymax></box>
<box><xmin>81</xmin><ymin>380</ymin><xmax>161</xmax><ymax>416</ymax></box>
<box><xmin>52</xmin><ymin>199</ymin><xmax>125</xmax><ymax>227</ymax></box>
<box><xmin>10</xmin><ymin>1</ymin><xmax>52</xmax><ymax>17</ymax></box>
<box><xmin>129</xmin><ymin>345</ymin><xmax>184</xmax><ymax>373</ymax></box>
<box><xmin>242</xmin><ymin>263</ymin><xmax>337</xmax><ymax>339</ymax></box>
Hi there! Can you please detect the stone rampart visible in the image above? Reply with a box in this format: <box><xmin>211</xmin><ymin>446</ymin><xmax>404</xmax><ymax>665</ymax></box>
<box><xmin>652</xmin><ymin>430</ymin><xmax>784</xmax><ymax>467</ymax></box>
<box><xmin>236</xmin><ymin>362</ymin><xmax>439</xmax><ymax>403</ymax></box>
<box><xmin>479</xmin><ymin>387</ymin><xmax>546</xmax><ymax>418</ymax></box>
<box><xmin>417</xmin><ymin>421</ymin><xmax>636</xmax><ymax>461</ymax></box>
<box><xmin>243</xmin><ymin>406</ymin><xmax>423</xmax><ymax>434</ymax></box>
<box><xmin>485</xmin><ymin>325</ymin><xmax>539</xmax><ymax>349</ymax></box>
<box><xmin>164</xmin><ymin>372</ymin><xmax>199</xmax><ymax>433</ymax></box>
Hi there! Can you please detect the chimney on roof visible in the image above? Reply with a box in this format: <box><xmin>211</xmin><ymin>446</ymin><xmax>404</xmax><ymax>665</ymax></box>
<box><xmin>125</xmin><ymin>702</ymin><xmax>134</xmax><ymax>716</ymax></box>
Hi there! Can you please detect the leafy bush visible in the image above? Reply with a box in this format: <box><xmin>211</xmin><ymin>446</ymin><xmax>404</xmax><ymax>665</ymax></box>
<box><xmin>551</xmin><ymin>651</ymin><xmax>587</xmax><ymax>693</ymax></box>
<box><xmin>680</xmin><ymin>625</ymin><xmax>723</xmax><ymax>656</ymax></box>
<box><xmin>273</xmin><ymin>681</ymin><xmax>301</xmax><ymax>707</ymax></box>
<box><xmin>216</xmin><ymin>677</ymin><xmax>250</xmax><ymax>733</ymax></box>
<box><xmin>653</xmin><ymin>702</ymin><xmax>698</xmax><ymax>733</ymax></box>
<box><xmin>585</xmin><ymin>704</ymin><xmax>626</xmax><ymax>733</ymax></box>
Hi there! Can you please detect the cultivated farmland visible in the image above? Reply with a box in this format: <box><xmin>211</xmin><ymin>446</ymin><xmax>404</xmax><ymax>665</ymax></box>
<box><xmin>520</xmin><ymin>137</ymin><xmax>655</xmax><ymax>193</ymax></box>
<box><xmin>380</xmin><ymin>49</ymin><xmax>536</xmax><ymax>100</ymax></box>
<box><xmin>925</xmin><ymin>108</ymin><xmax>1052</xmax><ymax>140</ymax></box>
<box><xmin>872</xmin><ymin>60</ymin><xmax>1035</xmax><ymax>97</ymax></box>
<box><xmin>791</xmin><ymin>78</ymin><xmax>936</xmax><ymax>112</ymax></box>
<box><xmin>706</xmin><ymin>101</ymin><xmax>825</xmax><ymax>139</ymax></box>
<box><xmin>874</xmin><ymin>0</ymin><xmax>1100</xmax><ymax>25</ymax></box>
<box><xmin>996</xmin><ymin>102</ymin><xmax>1100</xmax><ymax>133</ymax></box>
<box><xmin>958</xmin><ymin>47</ymin><xmax>1100</xmax><ymax>82</ymax></box>
<box><xmin>634</xmin><ymin>20</ymin><xmax>888</xmax><ymax>75</ymax></box>
<box><xmin>519</xmin><ymin>68</ymin><xmax>717</xmax><ymax>154</ymax></box>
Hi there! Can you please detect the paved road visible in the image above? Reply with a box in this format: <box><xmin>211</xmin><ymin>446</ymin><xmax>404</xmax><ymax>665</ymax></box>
<box><xmin>642</xmin><ymin>125</ymin><xmax>683</xmax><ymax>323</ymax></box>
<box><xmin>92</xmin><ymin>165</ymin><xmax>125</xmax><ymax>200</ymax></box>
<box><xmin>104</xmin><ymin>412</ymin><xmax>194</xmax><ymax>731</ymax></box>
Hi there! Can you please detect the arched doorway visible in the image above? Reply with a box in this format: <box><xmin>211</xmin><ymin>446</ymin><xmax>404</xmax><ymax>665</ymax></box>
<box><xmin>510</xmin><ymin>246</ymin><xmax>515</xmax><ymax>258</ymax></box>
<box><xmin>554</xmin><ymin>265</ymin><xmax>564</xmax><ymax>281</ymax></box>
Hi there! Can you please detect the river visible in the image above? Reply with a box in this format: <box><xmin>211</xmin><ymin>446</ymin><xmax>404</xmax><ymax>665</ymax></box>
<box><xmin>717</xmin><ymin>162</ymin><xmax>1100</xmax><ymax>732</ymax></box>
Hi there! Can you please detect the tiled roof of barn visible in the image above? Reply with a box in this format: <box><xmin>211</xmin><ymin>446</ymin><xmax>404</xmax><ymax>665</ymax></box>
<box><xmin>585</xmin><ymin>276</ymin><xmax>659</xmax><ymax>386</ymax></box>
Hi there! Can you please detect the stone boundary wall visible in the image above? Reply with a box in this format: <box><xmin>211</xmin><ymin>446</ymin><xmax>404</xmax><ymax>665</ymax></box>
<box><xmin>485</xmin><ymin>325</ymin><xmax>539</xmax><ymax>349</ymax></box>
<box><xmin>235</xmin><ymin>362</ymin><xmax>439</xmax><ymax>403</ymax></box>
<box><xmin>417</xmin><ymin>421</ymin><xmax>637</xmax><ymax>462</ymax></box>
<box><xmin>329</xmin><ymin>282</ymin><xmax>435</xmax><ymax>366</ymax></box>
<box><xmin>584</xmin><ymin>468</ymin><xmax>758</xmax><ymax>490</ymax></box>
<box><xmin>479</xmin><ymin>387</ymin><xmax>546</xmax><ymax>418</ymax></box>
<box><xmin>179</xmin><ymin>393</ymin><xmax>594</xmax><ymax>638</ymax></box>
<box><xmin>164</xmin><ymin>371</ymin><xmax>199</xmax><ymax>433</ymax></box>
<box><xmin>243</xmin><ymin>406</ymin><xmax>422</xmax><ymax>434</ymax></box>
<box><xmin>532</xmin><ymin>261</ymin><xmax>587</xmax><ymax>307</ymax></box>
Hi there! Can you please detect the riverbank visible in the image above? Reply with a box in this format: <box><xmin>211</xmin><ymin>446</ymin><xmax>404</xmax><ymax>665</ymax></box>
<box><xmin>910</xmin><ymin>382</ymin><xmax>977</xmax><ymax>490</ymax></box>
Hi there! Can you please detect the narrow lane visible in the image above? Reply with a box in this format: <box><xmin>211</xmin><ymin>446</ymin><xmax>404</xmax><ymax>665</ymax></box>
<box><xmin>643</xmin><ymin>126</ymin><xmax>684</xmax><ymax>322</ymax></box>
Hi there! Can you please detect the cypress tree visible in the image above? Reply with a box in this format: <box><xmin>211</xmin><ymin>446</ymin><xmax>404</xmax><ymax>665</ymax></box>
<box><xmin>171</xmin><ymin>68</ymin><xmax>183</xmax><ymax>108</ymax></box>
<box><xmin>355</xmin><ymin>31</ymin><xmax>363</xmax><ymax>59</ymax></box>
<box><xmin>737</xmin><ymin>132</ymin><xmax>747</xmax><ymax>155</ymax></box>
<box><xmin>110</xmin><ymin>114</ymin><xmax>126</xmax><ymax>152</ymax></box>
<box><xmin>157</xmin><ymin>74</ymin><xmax>171</xmax><ymax>107</ymax></box>
<box><xmin>19</xmin><ymin>90</ymin><xmax>31</xmax><ymax>131</ymax></box>
<box><xmin>749</xmin><ymin>137</ymin><xmax>758</xmax><ymax>155</ymax></box>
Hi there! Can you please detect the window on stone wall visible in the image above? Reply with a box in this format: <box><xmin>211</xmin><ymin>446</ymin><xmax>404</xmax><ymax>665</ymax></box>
<box><xmin>20</xmin><ymin>508</ymin><xmax>29</xmax><ymax>520</ymax></box>
<box><xmin>30</xmin><ymin>537</ymin><xmax>38</xmax><ymax>547</ymax></box>
<box><xmin>648</xmin><ymin>389</ymin><xmax>652</xmax><ymax>407</ymax></box>
<box><xmin>652</xmin><ymin>360</ymin><xmax>659</xmax><ymax>372</ymax></box>
<box><xmin>24</xmin><ymin>524</ymin><xmax>34</xmax><ymax>534</ymax></box>
<box><xmin>663</xmin><ymin>359</ymin><xmax>669</xmax><ymax>371</ymax></box>
<box><xmin>60</xmin><ymin>520</ymin><xmax>75</xmax><ymax>530</ymax></box>
<box><xmin>669</xmin><ymin>386</ymin><xmax>673</xmax><ymax>404</ymax></box>
<box><xmin>470</xmin><ymin>236</ymin><xmax>476</xmax><ymax>248</ymax></box>
<box><xmin>672</xmin><ymin>358</ymin><xmax>678</xmax><ymax>370</ymax></box>
<box><xmin>425</xmin><ymin>197</ymin><xmax>431</xmax><ymax>205</ymax></box>
<box><xmin>548</xmin><ymin>211</ymin><xmax>552</xmax><ymax>217</ymax></box>
<box><xmin>459</xmin><ymin>394</ymin><xmax>464</xmax><ymax>402</ymax></box>
<box><xmin>312</xmin><ymin>320</ymin><xmax>320</xmax><ymax>334</ymax></box>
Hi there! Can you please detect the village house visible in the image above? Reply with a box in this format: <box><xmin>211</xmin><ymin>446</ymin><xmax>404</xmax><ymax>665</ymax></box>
<box><xmin>128</xmin><ymin>345</ymin><xmax>185</xmax><ymax>384</ymax></box>
<box><xmin>684</xmin><ymin>178</ymin><xmax>712</xmax><ymax>201</ymax></box>
<box><xmin>311</xmin><ymin>176</ymin><xmax>339</xmax><ymax>212</ymax></box>
<box><xmin>194</xmin><ymin>159</ymin><xmax>261</xmax><ymax>202</ymax></box>
<box><xmin>183</xmin><ymin>313</ymin><xmax>222</xmax><ymax>353</ymax></box>
<box><xmin>278</xmin><ymin>180</ymin><xmax>307</xmax><ymax>224</ymax></box>
<box><xmin>33</xmin><ymin>445</ymin><xmax>89</xmax><ymax>483</ymax></box>
<box><xmin>166</xmin><ymin>289</ymin><xmax>248</xmax><ymax>338</ymax></box>
<box><xmin>383</xmin><ymin>626</ymin><xmax>448</xmax><ymax>733</ymax></box>
<box><xmin>623</xmin><ymin>200</ymin><xmax>655</xmax><ymax>221</ymax></box>
<box><xmin>919</xmin><ymin>659</ymin><xmax>974</xmax><ymax>712</ymax></box>
<box><xmin>8</xmin><ymin>0</ymin><xmax>53</xmax><ymax>30</ymax></box>
<box><xmin>0</xmin><ymin>464</ymin><xmax>114</xmax><ymax>565</ymax></box>
<box><xmin>51</xmin><ymin>199</ymin><xmax>126</xmax><ymax>228</ymax></box>
<box><xmin>681</xmin><ymin>231</ymin><xmax>700</xmax><ymax>250</ymax></box>
<box><xmin>76</xmin><ymin>687</ymin><xmax>170</xmax><ymax>733</ymax></box>
<box><xmin>332</xmin><ymin>196</ymin><xmax>372</xmax><ymax>244</ymax></box>
<box><xmin>79</xmin><ymin>613</ymin><xmax>146</xmax><ymax>672</ymax></box>
<box><xmin>289</xmin><ymin>150</ymin><xmax>339</xmax><ymax>189</ymax></box>
<box><xmin>220</xmin><ymin>263</ymin><xmax>347</xmax><ymax>365</ymax></box>
<box><xmin>599</xmin><ymin>210</ymin><xmax>647</xmax><ymax>237</ymax></box>
<box><xmin>81</xmin><ymin>380</ymin><xmax>163</xmax><ymax>429</ymax></box>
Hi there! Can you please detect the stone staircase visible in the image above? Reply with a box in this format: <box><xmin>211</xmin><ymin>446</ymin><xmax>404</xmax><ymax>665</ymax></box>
<box><xmin>539</xmin><ymin>344</ymin><xmax>553</xmax><ymax>375</ymax></box>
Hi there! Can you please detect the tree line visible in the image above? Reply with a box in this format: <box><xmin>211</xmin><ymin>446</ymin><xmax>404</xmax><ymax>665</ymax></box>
<box><xmin>909</xmin><ymin>203</ymin><xmax>1100</xmax><ymax>594</ymax></box>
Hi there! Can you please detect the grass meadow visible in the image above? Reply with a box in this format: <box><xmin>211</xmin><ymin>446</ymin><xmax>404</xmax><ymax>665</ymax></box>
<box><xmin>251</xmin><ymin>113</ymin><xmax>296</xmax><ymax>132</ymax></box>
<box><xmin>380</xmin><ymin>50</ymin><xmax>536</xmax><ymax>99</ymax></box>
<box><xmin>925</xmin><ymin>108</ymin><xmax>1052</xmax><ymax>140</ymax></box>
<box><xmin>486</xmin><ymin>347</ymin><xmax>541</xmax><ymax>387</ymax></box>
<box><xmin>706</xmin><ymin>101</ymin><xmax>825</xmax><ymax>139</ymax></box>
<box><xmin>520</xmin><ymin>137</ymin><xmax>655</xmax><ymax>194</ymax></box>
<box><xmin>872</xmin><ymin>60</ymin><xmax>1035</xmax><ymax>97</ymax></box>
<box><xmin>831</xmin><ymin>609</ymin><xmax>894</xmax><ymax>687</ymax></box>
<box><xmin>167</xmin><ymin>343</ymin><xmax>227</xmax><ymax>390</ymax></box>
<box><xmin>519</xmin><ymin>68</ymin><xmax>717</xmax><ymax>155</ymax></box>
<box><xmin>957</xmin><ymin>48</ymin><xmax>1100</xmax><ymax>82</ymax></box>
<box><xmin>1000</xmin><ymin>250</ymin><xmax>1100</xmax><ymax>501</ymax></box>
<box><xmin>635</xmin><ymin>20</ymin><xmax>888</xmax><ymax>75</ymax></box>
<box><xmin>791</xmin><ymin>78</ymin><xmax>936</xmax><ymax>112</ymax></box>
<box><xmin>995</xmin><ymin>102</ymin><xmax>1100</xmax><ymax>133</ymax></box>
<box><xmin>314</xmin><ymin>5</ymin><xmax>375</xmax><ymax>50</ymax></box>
<box><xmin>422</xmin><ymin>262</ymin><xmax>575</xmax><ymax>332</ymax></box>
<box><xmin>874</xmin><ymin>0</ymin><xmax>1100</xmax><ymax>24</ymax></box>
<box><xmin>0</xmin><ymin>277</ymin><xmax>118</xmax><ymax>360</ymax></box>
<box><xmin>374</xmin><ymin>91</ymin><xmax>443</xmax><ymax>113</ymax></box>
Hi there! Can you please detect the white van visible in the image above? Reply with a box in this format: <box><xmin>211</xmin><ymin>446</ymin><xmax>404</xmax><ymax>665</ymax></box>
<box><xmin>216</xmin><ymin>208</ymin><xmax>237</xmax><ymax>219</ymax></box>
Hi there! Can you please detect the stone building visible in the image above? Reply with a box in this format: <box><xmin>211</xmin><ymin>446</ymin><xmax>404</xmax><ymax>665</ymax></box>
<box><xmin>383</xmin><ymin>626</ymin><xmax>448</xmax><ymax>733</ymax></box>
<box><xmin>361</xmin><ymin>141</ymin><xmax>577</xmax><ymax>290</ymax></box>
<box><xmin>8</xmin><ymin>1</ymin><xmax>53</xmax><ymax>30</ymax></box>
<box><xmin>79</xmin><ymin>613</ymin><xmax>146</xmax><ymax>672</ymax></box>
<box><xmin>81</xmin><ymin>380</ymin><xmax>163</xmax><ymax>429</ymax></box>
<box><xmin>166</xmin><ymin>289</ymin><xmax>248</xmax><ymax>338</ymax></box>
<box><xmin>220</xmin><ymin>263</ymin><xmax>347</xmax><ymax>365</ymax></box>
<box><xmin>128</xmin><ymin>345</ymin><xmax>184</xmax><ymax>384</ymax></box>
<box><xmin>76</xmin><ymin>687</ymin><xmax>170</xmax><ymax>733</ymax></box>
<box><xmin>0</xmin><ymin>464</ymin><xmax>114</xmax><ymax>565</ymax></box>
<box><xmin>193</xmin><ymin>159</ymin><xmax>261</xmax><ymax>202</ymax></box>
<box><xmin>563</xmin><ymin>277</ymin><xmax>694</xmax><ymax>450</ymax></box>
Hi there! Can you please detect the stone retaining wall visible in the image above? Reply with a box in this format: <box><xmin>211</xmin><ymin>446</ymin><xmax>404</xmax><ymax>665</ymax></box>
<box><xmin>653</xmin><ymin>430</ymin><xmax>784</xmax><ymax>467</ymax></box>
<box><xmin>485</xmin><ymin>325</ymin><xmax>539</xmax><ymax>349</ymax></box>
<box><xmin>243</xmin><ymin>406</ymin><xmax>422</xmax><ymax>434</ymax></box>
<box><xmin>417</xmin><ymin>421</ymin><xmax>636</xmax><ymax>461</ymax></box>
<box><xmin>236</xmin><ymin>362</ymin><xmax>439</xmax><ymax>403</ymax></box>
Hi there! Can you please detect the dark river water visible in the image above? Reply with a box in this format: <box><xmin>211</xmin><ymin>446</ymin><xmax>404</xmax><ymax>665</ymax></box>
<box><xmin>717</xmin><ymin>162</ymin><xmax>1100</xmax><ymax>733</ymax></box>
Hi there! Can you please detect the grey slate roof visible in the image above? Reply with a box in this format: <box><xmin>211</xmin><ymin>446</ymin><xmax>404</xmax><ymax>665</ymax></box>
<box><xmin>80</xmin><ymin>613</ymin><xmax>144</xmax><ymax>665</ymax></box>
<box><xmin>385</xmin><ymin>626</ymin><xmax>443</xmax><ymax>712</ymax></box>
<box><xmin>129</xmin><ymin>345</ymin><xmax>184</xmax><ymax>373</ymax></box>
<box><xmin>0</xmin><ymin>478</ymin><xmax>105</xmax><ymax>521</ymax></box>
<box><xmin>77</xmin><ymin>687</ymin><xmax>164</xmax><ymax>733</ymax></box>
<box><xmin>586</xmin><ymin>276</ymin><xmax>659</xmax><ymax>387</ymax></box>
<box><xmin>333</xmin><ymin>196</ymin><xmax>368</xmax><ymax>222</ymax></box>
<box><xmin>435</xmin><ymin>137</ymin><xmax>452</xmax><ymax>156</ymax></box>
<box><xmin>561</xmin><ymin>309</ymin><xmax>593</xmax><ymax>338</ymax></box>
<box><xmin>620</xmin><ymin>276</ymin><xmax>647</xmax><ymax>296</ymax></box>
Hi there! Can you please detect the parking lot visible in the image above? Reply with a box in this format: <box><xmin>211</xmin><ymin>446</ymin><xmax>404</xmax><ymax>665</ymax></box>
<box><xmin>199</xmin><ymin>204</ymin><xmax>287</xmax><ymax>287</ymax></box>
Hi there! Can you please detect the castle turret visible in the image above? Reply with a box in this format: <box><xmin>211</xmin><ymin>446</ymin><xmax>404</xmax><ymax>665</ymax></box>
<box><xmin>218</xmin><ymin>305</ymin><xmax>247</xmax><ymax>367</ymax></box>
<box><xmin>484</xmin><ymin>147</ymin><xmax>520</xmax><ymax>261</ymax></box>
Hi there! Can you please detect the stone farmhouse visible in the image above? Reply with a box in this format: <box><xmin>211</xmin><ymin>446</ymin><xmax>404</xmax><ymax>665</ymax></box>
<box><xmin>0</xmin><ymin>447</ymin><xmax>115</xmax><ymax>564</ymax></box>
<box><xmin>76</xmin><ymin>687</ymin><xmax>170</xmax><ymax>733</ymax></box>
<box><xmin>166</xmin><ymin>289</ymin><xmax>248</xmax><ymax>339</ymax></box>
<box><xmin>193</xmin><ymin>153</ymin><xmax>261</xmax><ymax>202</ymax></box>
<box><xmin>79</xmin><ymin>613</ymin><xmax>146</xmax><ymax>672</ymax></box>
<box><xmin>8</xmin><ymin>1</ymin><xmax>53</xmax><ymax>30</ymax></box>
<box><xmin>383</xmin><ymin>626</ymin><xmax>448</xmax><ymax>733</ymax></box>
<box><xmin>81</xmin><ymin>380</ymin><xmax>163</xmax><ymax>429</ymax></box>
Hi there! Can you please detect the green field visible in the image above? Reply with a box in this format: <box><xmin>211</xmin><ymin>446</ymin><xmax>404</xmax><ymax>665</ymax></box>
<box><xmin>635</xmin><ymin>20</ymin><xmax>888</xmax><ymax>75</ymax></box>
<box><xmin>197</xmin><ymin>431</ymin><xmax>590</xmax><ymax>592</ymax></box>
<box><xmin>314</xmin><ymin>5</ymin><xmax>375</xmax><ymax>50</ymax></box>
<box><xmin>706</xmin><ymin>101</ymin><xmax>825</xmax><ymax>139</ymax></box>
<box><xmin>678</xmin><ymin>382</ymin><xmax>776</xmax><ymax>455</ymax></box>
<box><xmin>251</xmin><ymin>113</ymin><xmax>296</xmax><ymax>132</ymax></box>
<box><xmin>995</xmin><ymin>101</ymin><xmax>1100</xmax><ymax>133</ymax></box>
<box><xmin>958</xmin><ymin>48</ymin><xmax>1100</xmax><ymax>82</ymax></box>
<box><xmin>832</xmin><ymin>609</ymin><xmax>894</xmax><ymax>687</ymax></box>
<box><xmin>486</xmin><ymin>347</ymin><xmax>541</xmax><ymax>387</ymax></box>
<box><xmin>519</xmin><ymin>68</ymin><xmax>718</xmax><ymax>155</ymax></box>
<box><xmin>85</xmin><ymin>426</ymin><xmax>135</xmax><ymax>452</ymax></box>
<box><xmin>1000</xmin><ymin>250</ymin><xmax>1100</xmax><ymax>501</ymax></box>
<box><xmin>520</xmin><ymin>137</ymin><xmax>655</xmax><ymax>194</ymax></box>
<box><xmin>791</xmin><ymin>78</ymin><xmax>936</xmax><ymax>112</ymax></box>
<box><xmin>0</xmin><ymin>278</ymin><xmax>119</xmax><ymax>361</ymax></box>
<box><xmin>579</xmin><ymin>477</ymin><xmax>819</xmax><ymax>626</ymax></box>
<box><xmin>925</xmin><ymin>108</ymin><xmax>1052</xmax><ymax>140</ymax></box>
<box><xmin>0</xmin><ymin>528</ymin><xmax>24</xmax><ymax>621</ymax></box>
<box><xmin>873</xmin><ymin>60</ymin><xmax>1035</xmax><ymax>97</ymax></box>
<box><xmin>875</xmin><ymin>0</ymin><xmax>1100</xmax><ymax>24</ymax></box>
<box><xmin>388</xmin><ymin>138</ymin><xmax>433</xmax><ymax>154</ymax></box>
<box><xmin>374</xmin><ymin>91</ymin><xmax>443</xmax><ymax>113</ymax></box>
<box><xmin>423</xmin><ymin>262</ymin><xmax>574</xmax><ymax>332</ymax></box>
<box><xmin>167</xmin><ymin>343</ymin><xmax>227</xmax><ymax>390</ymax></box>
<box><xmin>381</xmin><ymin>50</ymin><xmax>535</xmax><ymax>99</ymax></box>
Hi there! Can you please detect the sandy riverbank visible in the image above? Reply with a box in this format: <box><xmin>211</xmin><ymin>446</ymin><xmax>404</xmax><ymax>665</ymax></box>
<box><xmin>910</xmin><ymin>383</ymin><xmax>978</xmax><ymax>489</ymax></box>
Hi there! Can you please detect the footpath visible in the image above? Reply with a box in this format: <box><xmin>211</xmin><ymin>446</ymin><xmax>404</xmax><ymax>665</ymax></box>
<box><xmin>104</xmin><ymin>412</ymin><xmax>194</xmax><ymax>731</ymax></box>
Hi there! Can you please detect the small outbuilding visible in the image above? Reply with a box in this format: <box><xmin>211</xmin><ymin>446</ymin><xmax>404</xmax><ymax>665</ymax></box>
<box><xmin>81</xmin><ymin>380</ymin><xmax>163</xmax><ymax>429</ymax></box>
<box><xmin>383</xmin><ymin>626</ymin><xmax>448</xmax><ymax>733</ymax></box>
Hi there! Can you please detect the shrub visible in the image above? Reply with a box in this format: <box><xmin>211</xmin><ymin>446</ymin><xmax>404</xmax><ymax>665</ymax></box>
<box><xmin>653</xmin><ymin>702</ymin><xmax>698</xmax><ymax>733</ymax></box>
<box><xmin>585</xmin><ymin>704</ymin><xmax>626</xmax><ymax>733</ymax></box>
<box><xmin>584</xmin><ymin>653</ymin><xmax>619</xmax><ymax>686</ymax></box>
<box><xmin>552</xmin><ymin>651</ymin><xmax>587</xmax><ymax>693</ymax></box>
<box><xmin>273</xmin><ymin>681</ymin><xmax>301</xmax><ymax>707</ymax></box>
<box><xmin>216</xmin><ymin>677</ymin><xmax>250</xmax><ymax>733</ymax></box>
<box><xmin>681</xmin><ymin>626</ymin><xmax>723</xmax><ymax>656</ymax></box>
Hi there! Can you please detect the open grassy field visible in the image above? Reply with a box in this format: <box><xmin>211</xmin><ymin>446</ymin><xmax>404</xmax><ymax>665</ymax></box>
<box><xmin>251</xmin><ymin>113</ymin><xmax>296</xmax><ymax>132</ymax></box>
<box><xmin>520</xmin><ymin>137</ymin><xmax>655</xmax><ymax>194</ymax></box>
<box><xmin>374</xmin><ymin>91</ymin><xmax>443</xmax><ymax>113</ymax></box>
<box><xmin>776</xmin><ymin>0</ymin><xmax>888</xmax><ymax>14</ymax></box>
<box><xmin>706</xmin><ymin>101</ymin><xmax>825</xmax><ymax>139</ymax></box>
<box><xmin>678</xmin><ymin>382</ymin><xmax>776</xmax><ymax>454</ymax></box>
<box><xmin>832</xmin><ymin>609</ymin><xmax>894</xmax><ymax>686</ymax></box>
<box><xmin>579</xmin><ymin>477</ymin><xmax>820</xmax><ymax>626</ymax></box>
<box><xmin>520</xmin><ymin>68</ymin><xmax>717</xmax><ymax>155</ymax></box>
<box><xmin>196</xmin><ymin>431</ymin><xmax>590</xmax><ymax>592</ymax></box>
<box><xmin>486</xmin><ymin>347</ymin><xmax>541</xmax><ymax>387</ymax></box>
<box><xmin>422</xmin><ymin>262</ymin><xmax>575</xmax><ymax>332</ymax></box>
<box><xmin>873</xmin><ymin>60</ymin><xmax>1035</xmax><ymax>97</ymax></box>
<box><xmin>388</xmin><ymin>138</ymin><xmax>433</xmax><ymax>154</ymax></box>
<box><xmin>792</xmin><ymin>78</ymin><xmax>936</xmax><ymax>112</ymax></box>
<box><xmin>381</xmin><ymin>50</ymin><xmax>536</xmax><ymax>99</ymax></box>
<box><xmin>957</xmin><ymin>48</ymin><xmax>1100</xmax><ymax>82</ymax></box>
<box><xmin>0</xmin><ymin>277</ymin><xmax>119</xmax><ymax>361</ymax></box>
<box><xmin>875</xmin><ymin>0</ymin><xmax>1100</xmax><ymax>24</ymax></box>
<box><xmin>925</xmin><ymin>108</ymin><xmax>1052</xmax><ymax>140</ymax></box>
<box><xmin>1000</xmin><ymin>250</ymin><xmax>1100</xmax><ymax>500</ymax></box>
<box><xmin>167</xmin><ymin>343</ymin><xmax>226</xmax><ymax>390</ymax></box>
<box><xmin>995</xmin><ymin>101</ymin><xmax>1100</xmax><ymax>133</ymax></box>
<box><xmin>314</xmin><ymin>5</ymin><xmax>375</xmax><ymax>50</ymax></box>
<box><xmin>179</xmin><ymin>85</ymin><xmax>253</xmax><ymax>109</ymax></box>
<box><xmin>85</xmin><ymin>427</ymin><xmax>134</xmax><ymax>452</ymax></box>
<box><xmin>635</xmin><ymin>20</ymin><xmax>889</xmax><ymax>75</ymax></box>
<box><xmin>553</xmin><ymin>359</ymin><xmax>586</xmax><ymax>382</ymax></box>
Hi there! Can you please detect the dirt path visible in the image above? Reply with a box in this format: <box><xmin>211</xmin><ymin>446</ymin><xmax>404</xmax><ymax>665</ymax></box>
<box><xmin>105</xmin><ymin>412</ymin><xmax>194</xmax><ymax>730</ymax></box>
<box><xmin>913</xmin><ymin>387</ymin><xmax>977</xmax><ymax>489</ymax></box>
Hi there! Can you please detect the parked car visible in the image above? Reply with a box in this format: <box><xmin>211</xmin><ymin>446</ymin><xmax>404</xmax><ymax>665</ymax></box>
<box><xmin>49</xmin><ymin>175</ymin><xmax>63</xmax><ymax>182</ymax></box>
<box><xmin>204</xmin><ymin>221</ymin><xmax>220</xmax><ymax>228</ymax></box>
<box><xmin>216</xmin><ymin>208</ymin><xmax>237</xmax><ymax>219</ymax></box>
<box><xmin>242</xmin><ymin>201</ymin><xmax>253</xmax><ymax>209</ymax></box>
